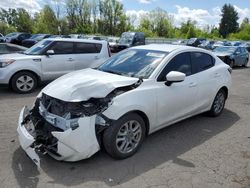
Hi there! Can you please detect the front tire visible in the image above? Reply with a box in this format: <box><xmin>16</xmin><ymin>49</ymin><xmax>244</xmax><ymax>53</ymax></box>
<box><xmin>208</xmin><ymin>89</ymin><xmax>226</xmax><ymax>117</ymax></box>
<box><xmin>103</xmin><ymin>113</ymin><xmax>146</xmax><ymax>159</ymax></box>
<box><xmin>11</xmin><ymin>71</ymin><xmax>37</xmax><ymax>94</ymax></box>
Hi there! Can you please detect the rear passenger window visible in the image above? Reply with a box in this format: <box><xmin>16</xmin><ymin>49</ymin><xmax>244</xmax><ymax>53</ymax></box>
<box><xmin>51</xmin><ymin>42</ymin><xmax>74</xmax><ymax>54</ymax></box>
<box><xmin>157</xmin><ymin>52</ymin><xmax>192</xmax><ymax>81</ymax></box>
<box><xmin>191</xmin><ymin>52</ymin><xmax>214</xmax><ymax>74</ymax></box>
<box><xmin>75</xmin><ymin>43</ymin><xmax>102</xmax><ymax>53</ymax></box>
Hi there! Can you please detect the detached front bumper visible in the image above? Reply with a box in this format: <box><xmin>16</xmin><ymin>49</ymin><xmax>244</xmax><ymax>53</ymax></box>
<box><xmin>17</xmin><ymin>106</ymin><xmax>100</xmax><ymax>167</ymax></box>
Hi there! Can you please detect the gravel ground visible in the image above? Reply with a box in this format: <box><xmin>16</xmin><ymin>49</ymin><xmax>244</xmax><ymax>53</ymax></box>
<box><xmin>0</xmin><ymin>67</ymin><xmax>249</xmax><ymax>188</ymax></box>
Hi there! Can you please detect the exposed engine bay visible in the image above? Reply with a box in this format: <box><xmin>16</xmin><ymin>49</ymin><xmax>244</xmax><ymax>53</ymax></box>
<box><xmin>19</xmin><ymin>78</ymin><xmax>143</xmax><ymax>164</ymax></box>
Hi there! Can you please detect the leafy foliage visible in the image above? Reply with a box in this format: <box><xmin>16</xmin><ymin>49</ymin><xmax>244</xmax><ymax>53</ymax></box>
<box><xmin>0</xmin><ymin>2</ymin><xmax>248</xmax><ymax>41</ymax></box>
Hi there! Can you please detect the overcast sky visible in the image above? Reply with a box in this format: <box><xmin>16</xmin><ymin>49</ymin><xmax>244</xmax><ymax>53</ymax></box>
<box><xmin>0</xmin><ymin>0</ymin><xmax>249</xmax><ymax>28</ymax></box>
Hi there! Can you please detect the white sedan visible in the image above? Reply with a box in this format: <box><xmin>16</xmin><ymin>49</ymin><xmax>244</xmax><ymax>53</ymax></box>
<box><xmin>17</xmin><ymin>44</ymin><xmax>232</xmax><ymax>166</ymax></box>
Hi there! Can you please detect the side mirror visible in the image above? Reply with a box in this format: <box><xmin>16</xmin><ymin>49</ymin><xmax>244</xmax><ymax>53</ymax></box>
<box><xmin>46</xmin><ymin>50</ymin><xmax>55</xmax><ymax>56</ymax></box>
<box><xmin>165</xmin><ymin>71</ymin><xmax>186</xmax><ymax>86</ymax></box>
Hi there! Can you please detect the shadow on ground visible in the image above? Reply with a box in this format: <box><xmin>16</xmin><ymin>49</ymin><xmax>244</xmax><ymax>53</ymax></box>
<box><xmin>12</xmin><ymin>109</ymin><xmax>240</xmax><ymax>188</ymax></box>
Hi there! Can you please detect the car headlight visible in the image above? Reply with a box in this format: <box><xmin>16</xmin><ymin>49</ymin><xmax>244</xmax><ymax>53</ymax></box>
<box><xmin>0</xmin><ymin>59</ymin><xmax>15</xmax><ymax>68</ymax></box>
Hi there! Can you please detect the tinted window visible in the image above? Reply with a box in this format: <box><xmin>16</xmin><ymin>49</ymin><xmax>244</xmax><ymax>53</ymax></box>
<box><xmin>191</xmin><ymin>52</ymin><xmax>214</xmax><ymax>74</ymax></box>
<box><xmin>51</xmin><ymin>42</ymin><xmax>74</xmax><ymax>54</ymax></box>
<box><xmin>157</xmin><ymin>52</ymin><xmax>191</xmax><ymax>81</ymax></box>
<box><xmin>75</xmin><ymin>43</ymin><xmax>102</xmax><ymax>53</ymax></box>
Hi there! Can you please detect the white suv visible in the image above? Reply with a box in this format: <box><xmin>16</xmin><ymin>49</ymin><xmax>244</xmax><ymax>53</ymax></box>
<box><xmin>0</xmin><ymin>38</ymin><xmax>110</xmax><ymax>93</ymax></box>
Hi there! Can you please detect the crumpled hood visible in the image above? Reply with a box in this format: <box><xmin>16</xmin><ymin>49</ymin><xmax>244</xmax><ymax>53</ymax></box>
<box><xmin>42</xmin><ymin>68</ymin><xmax>139</xmax><ymax>102</ymax></box>
<box><xmin>0</xmin><ymin>53</ymin><xmax>42</xmax><ymax>61</ymax></box>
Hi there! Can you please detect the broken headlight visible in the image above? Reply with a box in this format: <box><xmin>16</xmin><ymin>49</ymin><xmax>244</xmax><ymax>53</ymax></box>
<box><xmin>41</xmin><ymin>93</ymin><xmax>111</xmax><ymax>118</ymax></box>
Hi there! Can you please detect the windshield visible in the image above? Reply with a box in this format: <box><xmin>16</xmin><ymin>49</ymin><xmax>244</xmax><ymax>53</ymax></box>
<box><xmin>5</xmin><ymin>33</ymin><xmax>18</xmax><ymax>37</ymax></box>
<box><xmin>213</xmin><ymin>47</ymin><xmax>236</xmax><ymax>53</ymax></box>
<box><xmin>30</xmin><ymin>34</ymin><xmax>45</xmax><ymax>40</ymax></box>
<box><xmin>24</xmin><ymin>40</ymin><xmax>53</xmax><ymax>55</ymax></box>
<box><xmin>98</xmin><ymin>49</ymin><xmax>168</xmax><ymax>79</ymax></box>
<box><xmin>119</xmin><ymin>33</ymin><xmax>135</xmax><ymax>45</ymax></box>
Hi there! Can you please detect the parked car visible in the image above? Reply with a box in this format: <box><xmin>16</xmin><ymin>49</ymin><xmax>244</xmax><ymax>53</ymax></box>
<box><xmin>212</xmin><ymin>41</ymin><xmax>232</xmax><ymax>49</ymax></box>
<box><xmin>241</xmin><ymin>43</ymin><xmax>250</xmax><ymax>52</ymax></box>
<box><xmin>0</xmin><ymin>43</ymin><xmax>27</xmax><ymax>54</ymax></box>
<box><xmin>22</xmin><ymin>34</ymin><xmax>51</xmax><ymax>48</ymax></box>
<box><xmin>0</xmin><ymin>33</ymin><xmax>4</xmax><ymax>42</ymax></box>
<box><xmin>198</xmin><ymin>40</ymin><xmax>215</xmax><ymax>50</ymax></box>
<box><xmin>108</xmin><ymin>37</ymin><xmax>119</xmax><ymax>52</ymax></box>
<box><xmin>69</xmin><ymin>34</ymin><xmax>84</xmax><ymax>39</ymax></box>
<box><xmin>4</xmin><ymin>32</ymin><xmax>31</xmax><ymax>45</ymax></box>
<box><xmin>213</xmin><ymin>46</ymin><xmax>249</xmax><ymax>67</ymax></box>
<box><xmin>0</xmin><ymin>38</ymin><xmax>110</xmax><ymax>93</ymax></box>
<box><xmin>186</xmin><ymin>38</ymin><xmax>206</xmax><ymax>47</ymax></box>
<box><xmin>114</xmin><ymin>32</ymin><xmax>145</xmax><ymax>52</ymax></box>
<box><xmin>172</xmin><ymin>40</ymin><xmax>187</xmax><ymax>45</ymax></box>
<box><xmin>17</xmin><ymin>44</ymin><xmax>231</xmax><ymax>166</ymax></box>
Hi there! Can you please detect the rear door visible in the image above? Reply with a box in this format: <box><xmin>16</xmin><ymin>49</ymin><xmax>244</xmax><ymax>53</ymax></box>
<box><xmin>73</xmin><ymin>42</ymin><xmax>103</xmax><ymax>70</ymax></box>
<box><xmin>190</xmin><ymin>52</ymin><xmax>217</xmax><ymax>109</ymax></box>
<box><xmin>41</xmin><ymin>41</ymin><xmax>75</xmax><ymax>80</ymax></box>
<box><xmin>234</xmin><ymin>47</ymin><xmax>243</xmax><ymax>65</ymax></box>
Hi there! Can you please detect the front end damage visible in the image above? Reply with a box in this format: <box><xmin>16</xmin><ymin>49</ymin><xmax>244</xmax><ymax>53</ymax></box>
<box><xmin>17</xmin><ymin>79</ymin><xmax>142</xmax><ymax>166</ymax></box>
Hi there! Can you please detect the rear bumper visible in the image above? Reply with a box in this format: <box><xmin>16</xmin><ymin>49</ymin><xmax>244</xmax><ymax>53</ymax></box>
<box><xmin>17</xmin><ymin>106</ymin><xmax>100</xmax><ymax>166</ymax></box>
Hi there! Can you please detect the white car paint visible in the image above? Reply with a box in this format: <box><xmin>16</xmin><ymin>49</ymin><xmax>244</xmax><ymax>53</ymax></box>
<box><xmin>17</xmin><ymin>44</ymin><xmax>232</xmax><ymax>166</ymax></box>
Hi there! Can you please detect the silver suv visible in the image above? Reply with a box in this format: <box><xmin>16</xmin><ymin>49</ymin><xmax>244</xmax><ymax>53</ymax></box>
<box><xmin>0</xmin><ymin>38</ymin><xmax>110</xmax><ymax>93</ymax></box>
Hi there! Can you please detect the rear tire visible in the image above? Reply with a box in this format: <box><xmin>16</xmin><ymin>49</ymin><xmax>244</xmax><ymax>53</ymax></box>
<box><xmin>208</xmin><ymin>89</ymin><xmax>226</xmax><ymax>117</ymax></box>
<box><xmin>11</xmin><ymin>71</ymin><xmax>37</xmax><ymax>94</ymax></box>
<box><xmin>243</xmin><ymin>59</ymin><xmax>248</xmax><ymax>67</ymax></box>
<box><xmin>103</xmin><ymin>113</ymin><xmax>146</xmax><ymax>159</ymax></box>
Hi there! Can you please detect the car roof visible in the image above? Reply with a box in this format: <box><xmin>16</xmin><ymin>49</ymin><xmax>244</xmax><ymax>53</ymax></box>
<box><xmin>43</xmin><ymin>38</ymin><xmax>107</xmax><ymax>44</ymax></box>
<box><xmin>131</xmin><ymin>44</ymin><xmax>198</xmax><ymax>53</ymax></box>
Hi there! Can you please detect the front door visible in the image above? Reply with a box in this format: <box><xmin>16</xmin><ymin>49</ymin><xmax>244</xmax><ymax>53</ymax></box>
<box><xmin>41</xmin><ymin>41</ymin><xmax>75</xmax><ymax>80</ymax></box>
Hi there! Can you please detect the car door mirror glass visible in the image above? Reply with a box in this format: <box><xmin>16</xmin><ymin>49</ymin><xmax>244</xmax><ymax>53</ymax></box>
<box><xmin>46</xmin><ymin>50</ymin><xmax>55</xmax><ymax>55</ymax></box>
<box><xmin>165</xmin><ymin>71</ymin><xmax>186</xmax><ymax>86</ymax></box>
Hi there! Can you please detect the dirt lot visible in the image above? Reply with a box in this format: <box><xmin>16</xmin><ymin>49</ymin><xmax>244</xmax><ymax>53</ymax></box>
<box><xmin>0</xmin><ymin>67</ymin><xmax>250</xmax><ymax>188</ymax></box>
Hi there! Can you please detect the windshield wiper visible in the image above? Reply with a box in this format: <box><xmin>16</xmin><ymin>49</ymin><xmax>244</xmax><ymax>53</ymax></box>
<box><xmin>102</xmin><ymin>70</ymin><xmax>124</xmax><ymax>76</ymax></box>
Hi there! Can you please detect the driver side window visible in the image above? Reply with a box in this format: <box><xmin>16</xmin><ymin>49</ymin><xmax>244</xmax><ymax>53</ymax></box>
<box><xmin>157</xmin><ymin>52</ymin><xmax>192</xmax><ymax>81</ymax></box>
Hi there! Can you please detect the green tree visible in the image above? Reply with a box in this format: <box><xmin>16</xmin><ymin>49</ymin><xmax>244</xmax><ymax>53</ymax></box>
<box><xmin>0</xmin><ymin>21</ymin><xmax>16</xmax><ymax>35</ymax></box>
<box><xmin>16</xmin><ymin>8</ymin><xmax>33</xmax><ymax>33</ymax></box>
<box><xmin>219</xmin><ymin>4</ymin><xmax>239</xmax><ymax>38</ymax></box>
<box><xmin>34</xmin><ymin>5</ymin><xmax>58</xmax><ymax>34</ymax></box>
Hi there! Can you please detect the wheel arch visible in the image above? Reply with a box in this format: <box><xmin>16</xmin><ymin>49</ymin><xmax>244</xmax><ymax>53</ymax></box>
<box><xmin>122</xmin><ymin>110</ymin><xmax>150</xmax><ymax>136</ymax></box>
<box><xmin>9</xmin><ymin>70</ymin><xmax>41</xmax><ymax>87</ymax></box>
<box><xmin>220</xmin><ymin>86</ymin><xmax>228</xmax><ymax>99</ymax></box>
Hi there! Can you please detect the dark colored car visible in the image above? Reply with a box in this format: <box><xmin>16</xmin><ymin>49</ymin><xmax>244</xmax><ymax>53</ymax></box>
<box><xmin>198</xmin><ymin>40</ymin><xmax>215</xmax><ymax>50</ymax></box>
<box><xmin>0</xmin><ymin>43</ymin><xmax>27</xmax><ymax>54</ymax></box>
<box><xmin>213</xmin><ymin>46</ymin><xmax>249</xmax><ymax>67</ymax></box>
<box><xmin>22</xmin><ymin>34</ymin><xmax>51</xmax><ymax>48</ymax></box>
<box><xmin>241</xmin><ymin>43</ymin><xmax>250</xmax><ymax>53</ymax></box>
<box><xmin>0</xmin><ymin>33</ymin><xmax>4</xmax><ymax>42</ymax></box>
<box><xmin>187</xmin><ymin>38</ymin><xmax>206</xmax><ymax>47</ymax></box>
<box><xmin>4</xmin><ymin>32</ymin><xmax>31</xmax><ymax>45</ymax></box>
<box><xmin>48</xmin><ymin>35</ymin><xmax>71</xmax><ymax>38</ymax></box>
<box><xmin>114</xmin><ymin>32</ymin><xmax>145</xmax><ymax>52</ymax></box>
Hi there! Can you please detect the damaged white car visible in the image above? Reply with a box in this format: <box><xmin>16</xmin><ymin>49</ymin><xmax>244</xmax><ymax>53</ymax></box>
<box><xmin>17</xmin><ymin>44</ymin><xmax>232</xmax><ymax>166</ymax></box>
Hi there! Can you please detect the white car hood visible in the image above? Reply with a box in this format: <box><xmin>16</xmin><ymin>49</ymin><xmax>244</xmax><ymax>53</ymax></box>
<box><xmin>42</xmin><ymin>68</ymin><xmax>139</xmax><ymax>102</ymax></box>
<box><xmin>0</xmin><ymin>53</ymin><xmax>42</xmax><ymax>60</ymax></box>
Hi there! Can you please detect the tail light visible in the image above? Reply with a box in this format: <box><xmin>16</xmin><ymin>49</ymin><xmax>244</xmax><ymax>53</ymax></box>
<box><xmin>228</xmin><ymin>67</ymin><xmax>232</xmax><ymax>74</ymax></box>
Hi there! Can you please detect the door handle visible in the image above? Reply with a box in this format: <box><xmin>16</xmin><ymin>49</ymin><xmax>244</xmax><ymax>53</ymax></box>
<box><xmin>189</xmin><ymin>82</ymin><xmax>197</xmax><ymax>88</ymax></box>
<box><xmin>67</xmin><ymin>58</ymin><xmax>74</xmax><ymax>62</ymax></box>
<box><xmin>94</xmin><ymin>56</ymin><xmax>100</xmax><ymax>60</ymax></box>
